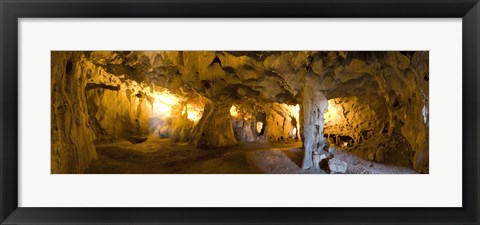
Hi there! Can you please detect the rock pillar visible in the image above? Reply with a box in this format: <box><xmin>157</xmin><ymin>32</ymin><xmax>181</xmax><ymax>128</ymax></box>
<box><xmin>300</xmin><ymin>79</ymin><xmax>328</xmax><ymax>169</ymax></box>
<box><xmin>192</xmin><ymin>101</ymin><xmax>237</xmax><ymax>148</ymax></box>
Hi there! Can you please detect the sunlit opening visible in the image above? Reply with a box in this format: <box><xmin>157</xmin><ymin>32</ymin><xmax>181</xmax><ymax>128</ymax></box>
<box><xmin>256</xmin><ymin>122</ymin><xmax>263</xmax><ymax>133</ymax></box>
<box><xmin>285</xmin><ymin>104</ymin><xmax>300</xmax><ymax>137</ymax></box>
<box><xmin>230</xmin><ymin>105</ymin><xmax>239</xmax><ymax>118</ymax></box>
<box><xmin>324</xmin><ymin>99</ymin><xmax>342</xmax><ymax>124</ymax></box>
<box><xmin>151</xmin><ymin>91</ymin><xmax>181</xmax><ymax>117</ymax></box>
<box><xmin>186</xmin><ymin>104</ymin><xmax>203</xmax><ymax>123</ymax></box>
<box><xmin>292</xmin><ymin>104</ymin><xmax>300</xmax><ymax>120</ymax></box>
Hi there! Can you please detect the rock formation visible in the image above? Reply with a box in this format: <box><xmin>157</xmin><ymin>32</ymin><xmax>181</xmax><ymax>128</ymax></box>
<box><xmin>51</xmin><ymin>52</ymin><xmax>97</xmax><ymax>173</ymax></box>
<box><xmin>191</xmin><ymin>101</ymin><xmax>237</xmax><ymax>148</ymax></box>
<box><xmin>300</xmin><ymin>76</ymin><xmax>328</xmax><ymax>169</ymax></box>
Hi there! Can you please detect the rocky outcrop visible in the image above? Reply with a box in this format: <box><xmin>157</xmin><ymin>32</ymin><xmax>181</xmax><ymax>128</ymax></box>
<box><xmin>232</xmin><ymin>118</ymin><xmax>257</xmax><ymax>142</ymax></box>
<box><xmin>86</xmin><ymin>80</ymin><xmax>153</xmax><ymax>143</ymax></box>
<box><xmin>264</xmin><ymin>103</ymin><xmax>299</xmax><ymax>142</ymax></box>
<box><xmin>324</xmin><ymin>96</ymin><xmax>389</xmax><ymax>146</ymax></box>
<box><xmin>230</xmin><ymin>104</ymin><xmax>259</xmax><ymax>142</ymax></box>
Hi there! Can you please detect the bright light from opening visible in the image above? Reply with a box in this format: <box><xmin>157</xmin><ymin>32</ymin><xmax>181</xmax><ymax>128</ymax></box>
<box><xmin>285</xmin><ymin>104</ymin><xmax>300</xmax><ymax>124</ymax></box>
<box><xmin>324</xmin><ymin>99</ymin><xmax>341</xmax><ymax>124</ymax></box>
<box><xmin>151</xmin><ymin>91</ymin><xmax>181</xmax><ymax>117</ymax></box>
<box><xmin>292</xmin><ymin>104</ymin><xmax>300</xmax><ymax>120</ymax></box>
<box><xmin>256</xmin><ymin>122</ymin><xmax>263</xmax><ymax>133</ymax></box>
<box><xmin>285</xmin><ymin>104</ymin><xmax>300</xmax><ymax>135</ymax></box>
<box><xmin>186</xmin><ymin>104</ymin><xmax>203</xmax><ymax>123</ymax></box>
<box><xmin>230</xmin><ymin>105</ymin><xmax>239</xmax><ymax>118</ymax></box>
<box><xmin>153</xmin><ymin>102</ymin><xmax>172</xmax><ymax>115</ymax></box>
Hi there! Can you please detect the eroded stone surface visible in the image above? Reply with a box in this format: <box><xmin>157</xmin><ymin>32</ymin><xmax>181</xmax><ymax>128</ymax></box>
<box><xmin>329</xmin><ymin>159</ymin><xmax>348</xmax><ymax>174</ymax></box>
<box><xmin>191</xmin><ymin>101</ymin><xmax>237</xmax><ymax>148</ymax></box>
<box><xmin>51</xmin><ymin>52</ymin><xmax>97</xmax><ymax>173</ymax></box>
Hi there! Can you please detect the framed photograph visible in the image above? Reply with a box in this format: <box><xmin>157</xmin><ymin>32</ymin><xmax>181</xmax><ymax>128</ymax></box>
<box><xmin>1</xmin><ymin>0</ymin><xmax>479</xmax><ymax>224</ymax></box>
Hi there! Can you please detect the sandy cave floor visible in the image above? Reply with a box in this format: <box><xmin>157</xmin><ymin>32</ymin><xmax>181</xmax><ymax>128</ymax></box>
<box><xmin>84</xmin><ymin>138</ymin><xmax>418</xmax><ymax>174</ymax></box>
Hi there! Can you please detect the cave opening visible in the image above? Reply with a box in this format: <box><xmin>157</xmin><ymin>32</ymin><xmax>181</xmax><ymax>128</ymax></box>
<box><xmin>51</xmin><ymin>51</ymin><xmax>429</xmax><ymax>174</ymax></box>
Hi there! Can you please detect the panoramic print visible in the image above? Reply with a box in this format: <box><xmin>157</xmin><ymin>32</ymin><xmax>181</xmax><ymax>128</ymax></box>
<box><xmin>51</xmin><ymin>51</ymin><xmax>429</xmax><ymax>174</ymax></box>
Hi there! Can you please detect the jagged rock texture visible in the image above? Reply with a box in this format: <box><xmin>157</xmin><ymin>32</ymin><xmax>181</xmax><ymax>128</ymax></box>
<box><xmin>51</xmin><ymin>52</ymin><xmax>97</xmax><ymax>173</ymax></box>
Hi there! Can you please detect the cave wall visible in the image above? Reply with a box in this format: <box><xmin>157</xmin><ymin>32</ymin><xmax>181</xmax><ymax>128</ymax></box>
<box><xmin>264</xmin><ymin>103</ymin><xmax>298</xmax><ymax>142</ymax></box>
<box><xmin>324</xmin><ymin>96</ymin><xmax>390</xmax><ymax>145</ymax></box>
<box><xmin>86</xmin><ymin>80</ymin><xmax>153</xmax><ymax>143</ymax></box>
<box><xmin>315</xmin><ymin>52</ymin><xmax>429</xmax><ymax>172</ymax></box>
<box><xmin>84</xmin><ymin>59</ymin><xmax>196</xmax><ymax>144</ymax></box>
<box><xmin>230</xmin><ymin>104</ymin><xmax>258</xmax><ymax>142</ymax></box>
<box><xmin>265</xmin><ymin>111</ymin><xmax>293</xmax><ymax>142</ymax></box>
<box><xmin>232</xmin><ymin>118</ymin><xmax>257</xmax><ymax>142</ymax></box>
<box><xmin>375</xmin><ymin>52</ymin><xmax>429</xmax><ymax>172</ymax></box>
<box><xmin>230</xmin><ymin>102</ymin><xmax>299</xmax><ymax>143</ymax></box>
<box><xmin>169</xmin><ymin>104</ymin><xmax>195</xmax><ymax>143</ymax></box>
<box><xmin>51</xmin><ymin>52</ymin><xmax>97</xmax><ymax>173</ymax></box>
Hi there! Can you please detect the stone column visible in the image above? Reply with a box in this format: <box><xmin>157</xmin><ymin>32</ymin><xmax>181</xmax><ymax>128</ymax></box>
<box><xmin>300</xmin><ymin>78</ymin><xmax>328</xmax><ymax>169</ymax></box>
<box><xmin>192</xmin><ymin>101</ymin><xmax>237</xmax><ymax>148</ymax></box>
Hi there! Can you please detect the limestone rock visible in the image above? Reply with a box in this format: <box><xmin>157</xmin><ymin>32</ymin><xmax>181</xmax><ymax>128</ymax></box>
<box><xmin>300</xmin><ymin>76</ymin><xmax>328</xmax><ymax>169</ymax></box>
<box><xmin>191</xmin><ymin>102</ymin><xmax>237</xmax><ymax>148</ymax></box>
<box><xmin>367</xmin><ymin>152</ymin><xmax>376</xmax><ymax>161</ymax></box>
<box><xmin>375</xmin><ymin>148</ymin><xmax>386</xmax><ymax>163</ymax></box>
<box><xmin>51</xmin><ymin>52</ymin><xmax>97</xmax><ymax>173</ymax></box>
<box><xmin>328</xmin><ymin>159</ymin><xmax>348</xmax><ymax>173</ymax></box>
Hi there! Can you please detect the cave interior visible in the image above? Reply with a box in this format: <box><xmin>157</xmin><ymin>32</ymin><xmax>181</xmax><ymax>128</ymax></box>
<box><xmin>51</xmin><ymin>51</ymin><xmax>429</xmax><ymax>174</ymax></box>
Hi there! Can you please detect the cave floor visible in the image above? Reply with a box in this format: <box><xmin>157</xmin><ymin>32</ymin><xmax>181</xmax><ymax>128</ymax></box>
<box><xmin>84</xmin><ymin>138</ymin><xmax>417</xmax><ymax>174</ymax></box>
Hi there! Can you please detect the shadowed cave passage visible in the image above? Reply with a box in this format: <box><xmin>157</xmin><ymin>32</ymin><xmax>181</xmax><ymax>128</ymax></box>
<box><xmin>51</xmin><ymin>51</ymin><xmax>429</xmax><ymax>174</ymax></box>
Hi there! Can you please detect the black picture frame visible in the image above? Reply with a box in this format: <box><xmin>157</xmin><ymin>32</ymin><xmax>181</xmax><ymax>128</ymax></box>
<box><xmin>1</xmin><ymin>0</ymin><xmax>479</xmax><ymax>224</ymax></box>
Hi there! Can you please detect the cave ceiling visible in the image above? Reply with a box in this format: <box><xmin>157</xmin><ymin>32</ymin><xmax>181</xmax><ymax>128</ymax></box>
<box><xmin>86</xmin><ymin>51</ymin><xmax>428</xmax><ymax>110</ymax></box>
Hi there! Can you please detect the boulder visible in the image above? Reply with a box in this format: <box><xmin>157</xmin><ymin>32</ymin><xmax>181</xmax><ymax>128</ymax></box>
<box><xmin>328</xmin><ymin>159</ymin><xmax>348</xmax><ymax>173</ymax></box>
